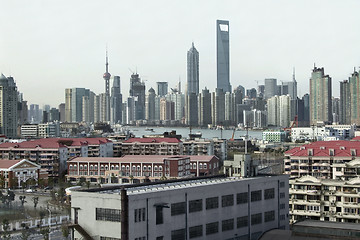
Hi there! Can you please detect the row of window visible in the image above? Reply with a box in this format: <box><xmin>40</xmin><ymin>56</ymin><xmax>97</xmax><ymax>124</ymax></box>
<box><xmin>70</xmin><ymin>164</ymin><xmax>164</xmax><ymax>171</ymax></box>
<box><xmin>170</xmin><ymin>211</ymin><xmax>275</xmax><ymax>239</ymax></box>
<box><xmin>170</xmin><ymin>189</ymin><xmax>276</xmax><ymax>216</ymax></box>
<box><xmin>96</xmin><ymin>208</ymin><xmax>121</xmax><ymax>222</ymax></box>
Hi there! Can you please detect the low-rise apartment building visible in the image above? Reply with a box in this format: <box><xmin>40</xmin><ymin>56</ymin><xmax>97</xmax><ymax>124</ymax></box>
<box><xmin>121</xmin><ymin>138</ymin><xmax>183</xmax><ymax>155</ymax></box>
<box><xmin>291</xmin><ymin>124</ymin><xmax>356</xmax><ymax>142</ymax></box>
<box><xmin>0</xmin><ymin>137</ymin><xmax>113</xmax><ymax>177</ymax></box>
<box><xmin>289</xmin><ymin>175</ymin><xmax>360</xmax><ymax>224</ymax></box>
<box><xmin>284</xmin><ymin>140</ymin><xmax>360</xmax><ymax>179</ymax></box>
<box><xmin>71</xmin><ymin>174</ymin><xmax>289</xmax><ymax>240</ymax></box>
<box><xmin>66</xmin><ymin>155</ymin><xmax>220</xmax><ymax>183</ymax></box>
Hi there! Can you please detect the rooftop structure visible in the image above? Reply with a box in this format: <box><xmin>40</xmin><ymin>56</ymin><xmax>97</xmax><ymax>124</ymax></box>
<box><xmin>71</xmin><ymin>174</ymin><xmax>289</xmax><ymax>240</ymax></box>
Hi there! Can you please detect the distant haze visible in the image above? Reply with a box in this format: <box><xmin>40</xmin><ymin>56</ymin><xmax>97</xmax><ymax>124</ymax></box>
<box><xmin>1</xmin><ymin>0</ymin><xmax>359</xmax><ymax>107</ymax></box>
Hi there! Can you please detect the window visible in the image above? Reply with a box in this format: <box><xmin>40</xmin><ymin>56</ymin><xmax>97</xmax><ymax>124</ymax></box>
<box><xmin>264</xmin><ymin>210</ymin><xmax>275</xmax><ymax>222</ymax></box>
<box><xmin>134</xmin><ymin>208</ymin><xmax>146</xmax><ymax>222</ymax></box>
<box><xmin>206</xmin><ymin>197</ymin><xmax>218</xmax><ymax>210</ymax></box>
<box><xmin>156</xmin><ymin>206</ymin><xmax>164</xmax><ymax>225</ymax></box>
<box><xmin>222</xmin><ymin>194</ymin><xmax>234</xmax><ymax>207</ymax></box>
<box><xmin>280</xmin><ymin>203</ymin><xmax>285</xmax><ymax>209</ymax></box>
<box><xmin>189</xmin><ymin>225</ymin><xmax>203</xmax><ymax>238</ymax></box>
<box><xmin>96</xmin><ymin>208</ymin><xmax>121</xmax><ymax>222</ymax></box>
<box><xmin>189</xmin><ymin>199</ymin><xmax>202</xmax><ymax>213</ymax></box>
<box><xmin>280</xmin><ymin>182</ymin><xmax>285</xmax><ymax>188</ymax></box>
<box><xmin>154</xmin><ymin>166</ymin><xmax>158</xmax><ymax>171</ymax></box>
<box><xmin>203</xmin><ymin>164</ymin><xmax>207</xmax><ymax>169</ymax></box>
<box><xmin>148</xmin><ymin>166</ymin><xmax>151</xmax><ymax>171</ymax></box>
<box><xmin>279</xmin><ymin>214</ymin><xmax>285</xmax><ymax>221</ymax></box>
<box><xmin>222</xmin><ymin>218</ymin><xmax>234</xmax><ymax>231</ymax></box>
<box><xmin>251</xmin><ymin>213</ymin><xmax>262</xmax><ymax>225</ymax></box>
<box><xmin>171</xmin><ymin>228</ymin><xmax>186</xmax><ymax>240</ymax></box>
<box><xmin>159</xmin><ymin>166</ymin><xmax>163</xmax><ymax>171</ymax></box>
<box><xmin>237</xmin><ymin>192</ymin><xmax>248</xmax><ymax>204</ymax></box>
<box><xmin>206</xmin><ymin>222</ymin><xmax>218</xmax><ymax>235</ymax></box>
<box><xmin>156</xmin><ymin>237</ymin><xmax>164</xmax><ymax>240</ymax></box>
<box><xmin>237</xmin><ymin>216</ymin><xmax>248</xmax><ymax>228</ymax></box>
<box><xmin>100</xmin><ymin>237</ymin><xmax>121</xmax><ymax>240</ymax></box>
<box><xmin>264</xmin><ymin>188</ymin><xmax>275</xmax><ymax>200</ymax></box>
<box><xmin>251</xmin><ymin>190</ymin><xmax>262</xmax><ymax>202</ymax></box>
<box><xmin>143</xmin><ymin>166</ymin><xmax>147</xmax><ymax>171</ymax></box>
<box><xmin>171</xmin><ymin>202</ymin><xmax>186</xmax><ymax>216</ymax></box>
<box><xmin>280</xmin><ymin>192</ymin><xmax>285</xmax><ymax>199</ymax></box>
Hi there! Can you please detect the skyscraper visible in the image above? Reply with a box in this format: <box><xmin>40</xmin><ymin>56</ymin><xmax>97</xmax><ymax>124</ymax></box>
<box><xmin>198</xmin><ymin>88</ymin><xmax>212</xmax><ymax>126</ymax></box>
<box><xmin>187</xmin><ymin>42</ymin><xmax>199</xmax><ymax>94</ymax></box>
<box><xmin>216</xmin><ymin>20</ymin><xmax>231</xmax><ymax>93</ymax></box>
<box><xmin>129</xmin><ymin>73</ymin><xmax>146</xmax><ymax>120</ymax></box>
<box><xmin>309</xmin><ymin>66</ymin><xmax>332</xmax><ymax>125</ymax></box>
<box><xmin>0</xmin><ymin>74</ymin><xmax>18</xmax><ymax>138</ymax></box>
<box><xmin>185</xmin><ymin>92</ymin><xmax>198</xmax><ymax>126</ymax></box>
<box><xmin>110</xmin><ymin>76</ymin><xmax>122</xmax><ymax>124</ymax></box>
<box><xmin>145</xmin><ymin>88</ymin><xmax>156</xmax><ymax>121</ymax></box>
<box><xmin>156</xmin><ymin>82</ymin><xmax>168</xmax><ymax>97</ymax></box>
<box><xmin>340</xmin><ymin>80</ymin><xmax>350</xmax><ymax>124</ymax></box>
<box><xmin>349</xmin><ymin>70</ymin><xmax>360</xmax><ymax>125</ymax></box>
<box><xmin>264</xmin><ymin>78</ymin><xmax>277</xmax><ymax>99</ymax></box>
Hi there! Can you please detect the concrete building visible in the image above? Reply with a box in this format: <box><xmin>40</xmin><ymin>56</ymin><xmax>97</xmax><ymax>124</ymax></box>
<box><xmin>216</xmin><ymin>20</ymin><xmax>231</xmax><ymax>93</ymax></box>
<box><xmin>340</xmin><ymin>80</ymin><xmax>351</xmax><ymax>124</ymax></box>
<box><xmin>267</xmin><ymin>95</ymin><xmax>291</xmax><ymax>128</ymax></box>
<box><xmin>166</xmin><ymin>93</ymin><xmax>185</xmax><ymax>122</ymax></box>
<box><xmin>0</xmin><ymin>74</ymin><xmax>18</xmax><ymax>138</ymax></box>
<box><xmin>349</xmin><ymin>70</ymin><xmax>360</xmax><ymax>125</ymax></box>
<box><xmin>0</xmin><ymin>159</ymin><xmax>41</xmax><ymax>188</ymax></box>
<box><xmin>71</xmin><ymin>174</ymin><xmax>289</xmax><ymax>240</ymax></box>
<box><xmin>289</xmin><ymin>175</ymin><xmax>360</xmax><ymax>224</ymax></box>
<box><xmin>187</xmin><ymin>42</ymin><xmax>199</xmax><ymax>95</ymax></box>
<box><xmin>156</xmin><ymin>82</ymin><xmax>168</xmax><ymax>97</ymax></box>
<box><xmin>121</xmin><ymin>138</ymin><xmax>183</xmax><ymax>155</ymax></box>
<box><xmin>185</xmin><ymin>93</ymin><xmax>198</xmax><ymax>126</ymax></box>
<box><xmin>310</xmin><ymin>67</ymin><xmax>332</xmax><ymax>125</ymax></box>
<box><xmin>59</xmin><ymin>103</ymin><xmax>65</xmax><ymax>122</ymax></box>
<box><xmin>66</xmin><ymin>155</ymin><xmax>219</xmax><ymax>184</ymax></box>
<box><xmin>160</xmin><ymin>98</ymin><xmax>174</xmax><ymax>121</ymax></box>
<box><xmin>20</xmin><ymin>124</ymin><xmax>38</xmax><ymax>138</ymax></box>
<box><xmin>290</xmin><ymin>124</ymin><xmax>356</xmax><ymax>142</ymax></box>
<box><xmin>262</xmin><ymin>130</ymin><xmax>286</xmax><ymax>143</ymax></box>
<box><xmin>284</xmin><ymin>140</ymin><xmax>360</xmax><ymax>179</ymax></box>
<box><xmin>38</xmin><ymin>122</ymin><xmax>60</xmax><ymax>138</ymax></box>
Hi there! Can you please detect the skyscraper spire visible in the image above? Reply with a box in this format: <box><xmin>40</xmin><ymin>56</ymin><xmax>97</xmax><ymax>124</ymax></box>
<box><xmin>293</xmin><ymin>67</ymin><xmax>296</xmax><ymax>82</ymax></box>
<box><xmin>103</xmin><ymin>48</ymin><xmax>111</xmax><ymax>96</ymax></box>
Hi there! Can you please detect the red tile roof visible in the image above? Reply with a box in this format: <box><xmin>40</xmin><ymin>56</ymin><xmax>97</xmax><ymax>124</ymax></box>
<box><xmin>285</xmin><ymin>141</ymin><xmax>360</xmax><ymax>157</ymax></box>
<box><xmin>0</xmin><ymin>159</ymin><xmax>21</xmax><ymax>169</ymax></box>
<box><xmin>0</xmin><ymin>137</ymin><xmax>112</xmax><ymax>149</ymax></box>
<box><xmin>123</xmin><ymin>138</ymin><xmax>181</xmax><ymax>143</ymax></box>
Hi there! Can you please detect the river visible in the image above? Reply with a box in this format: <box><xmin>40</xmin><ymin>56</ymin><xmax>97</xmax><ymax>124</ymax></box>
<box><xmin>127</xmin><ymin>126</ymin><xmax>263</xmax><ymax>140</ymax></box>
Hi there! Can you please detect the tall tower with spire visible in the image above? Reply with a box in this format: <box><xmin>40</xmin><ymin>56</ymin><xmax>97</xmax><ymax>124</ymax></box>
<box><xmin>101</xmin><ymin>49</ymin><xmax>111</xmax><ymax>122</ymax></box>
<box><xmin>103</xmin><ymin>50</ymin><xmax>111</xmax><ymax>96</ymax></box>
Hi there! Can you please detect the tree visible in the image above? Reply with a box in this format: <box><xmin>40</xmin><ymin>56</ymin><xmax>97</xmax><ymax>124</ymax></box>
<box><xmin>1</xmin><ymin>219</ymin><xmax>11</xmax><ymax>240</ymax></box>
<box><xmin>32</xmin><ymin>196</ymin><xmax>39</xmax><ymax>208</ymax></box>
<box><xmin>40</xmin><ymin>226</ymin><xmax>50</xmax><ymax>240</ymax></box>
<box><xmin>19</xmin><ymin>196</ymin><xmax>27</xmax><ymax>206</ymax></box>
<box><xmin>85</xmin><ymin>181</ymin><xmax>91</xmax><ymax>189</ymax></box>
<box><xmin>20</xmin><ymin>223</ymin><xmax>30</xmax><ymax>240</ymax></box>
<box><xmin>0</xmin><ymin>175</ymin><xmax>5</xmax><ymax>189</ymax></box>
<box><xmin>61</xmin><ymin>224</ymin><xmax>70</xmax><ymax>238</ymax></box>
<box><xmin>78</xmin><ymin>177</ymin><xmax>86</xmax><ymax>186</ymax></box>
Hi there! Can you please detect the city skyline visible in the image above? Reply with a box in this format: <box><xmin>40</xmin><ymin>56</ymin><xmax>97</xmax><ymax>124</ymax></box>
<box><xmin>1</xmin><ymin>1</ymin><xmax>360</xmax><ymax>106</ymax></box>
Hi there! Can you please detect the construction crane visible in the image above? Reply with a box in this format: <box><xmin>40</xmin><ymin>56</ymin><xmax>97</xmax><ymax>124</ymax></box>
<box><xmin>284</xmin><ymin>115</ymin><xmax>298</xmax><ymax>135</ymax></box>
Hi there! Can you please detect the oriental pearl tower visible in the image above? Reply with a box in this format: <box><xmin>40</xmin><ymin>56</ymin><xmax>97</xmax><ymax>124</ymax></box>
<box><xmin>103</xmin><ymin>50</ymin><xmax>111</xmax><ymax>96</ymax></box>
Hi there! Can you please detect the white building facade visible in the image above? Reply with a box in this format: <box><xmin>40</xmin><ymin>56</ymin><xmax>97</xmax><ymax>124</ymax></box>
<box><xmin>71</xmin><ymin>175</ymin><xmax>289</xmax><ymax>240</ymax></box>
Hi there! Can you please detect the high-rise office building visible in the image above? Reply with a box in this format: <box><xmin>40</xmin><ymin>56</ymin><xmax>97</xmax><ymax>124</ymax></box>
<box><xmin>198</xmin><ymin>88</ymin><xmax>212</xmax><ymax>127</ymax></box>
<box><xmin>264</xmin><ymin>78</ymin><xmax>277</xmax><ymax>99</ymax></box>
<box><xmin>65</xmin><ymin>88</ymin><xmax>91</xmax><ymax>123</ymax></box>
<box><xmin>349</xmin><ymin>70</ymin><xmax>360</xmax><ymax>125</ymax></box>
<box><xmin>216</xmin><ymin>20</ymin><xmax>231</xmax><ymax>93</ymax></box>
<box><xmin>185</xmin><ymin>92</ymin><xmax>198</xmax><ymax>126</ymax></box>
<box><xmin>156</xmin><ymin>82</ymin><xmax>168</xmax><ymax>97</ymax></box>
<box><xmin>29</xmin><ymin>104</ymin><xmax>41</xmax><ymax>124</ymax></box>
<box><xmin>166</xmin><ymin>93</ymin><xmax>185</xmax><ymax>121</ymax></box>
<box><xmin>267</xmin><ymin>95</ymin><xmax>291</xmax><ymax>127</ymax></box>
<box><xmin>340</xmin><ymin>80</ymin><xmax>350</xmax><ymax>124</ymax></box>
<box><xmin>187</xmin><ymin>42</ymin><xmax>199</xmax><ymax>94</ymax></box>
<box><xmin>0</xmin><ymin>74</ymin><xmax>18</xmax><ymax>138</ymax></box>
<box><xmin>65</xmin><ymin>89</ymin><xmax>72</xmax><ymax>122</ymax></box>
<box><xmin>111</xmin><ymin>76</ymin><xmax>122</xmax><ymax>124</ymax></box>
<box><xmin>59</xmin><ymin>103</ymin><xmax>65</xmax><ymax>122</ymax></box>
<box><xmin>145</xmin><ymin>88</ymin><xmax>156</xmax><ymax>121</ymax></box>
<box><xmin>309</xmin><ymin>67</ymin><xmax>332</xmax><ymax>125</ymax></box>
<box><xmin>211</xmin><ymin>88</ymin><xmax>225</xmax><ymax>126</ymax></box>
<box><xmin>129</xmin><ymin>73</ymin><xmax>146</xmax><ymax>120</ymax></box>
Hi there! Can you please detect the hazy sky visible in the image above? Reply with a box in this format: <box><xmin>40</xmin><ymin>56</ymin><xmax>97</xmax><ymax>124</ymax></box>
<box><xmin>1</xmin><ymin>0</ymin><xmax>360</xmax><ymax>107</ymax></box>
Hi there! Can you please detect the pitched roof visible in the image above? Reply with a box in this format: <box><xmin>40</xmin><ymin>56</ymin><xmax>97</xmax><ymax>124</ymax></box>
<box><xmin>123</xmin><ymin>138</ymin><xmax>181</xmax><ymax>143</ymax></box>
<box><xmin>285</xmin><ymin>140</ymin><xmax>360</xmax><ymax>157</ymax></box>
<box><xmin>0</xmin><ymin>159</ymin><xmax>21</xmax><ymax>169</ymax></box>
